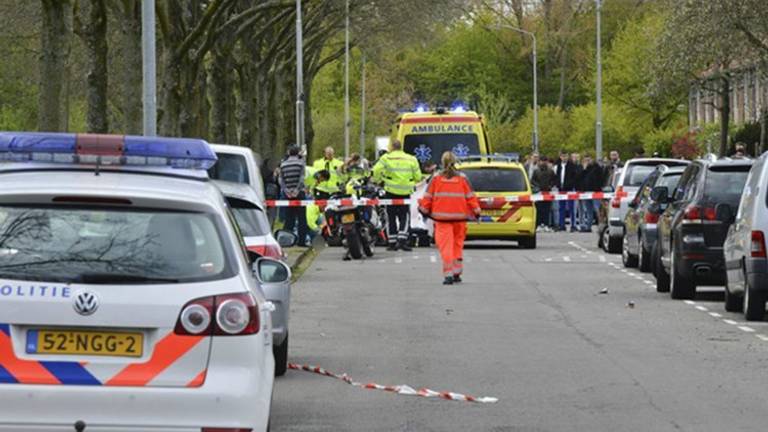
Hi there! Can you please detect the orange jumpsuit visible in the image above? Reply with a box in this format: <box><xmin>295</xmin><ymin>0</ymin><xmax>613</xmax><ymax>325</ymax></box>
<box><xmin>418</xmin><ymin>174</ymin><xmax>480</xmax><ymax>278</ymax></box>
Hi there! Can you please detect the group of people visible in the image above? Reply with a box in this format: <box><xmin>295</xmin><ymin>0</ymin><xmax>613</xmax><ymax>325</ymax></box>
<box><xmin>270</xmin><ymin>140</ymin><xmax>423</xmax><ymax>251</ymax></box>
<box><xmin>526</xmin><ymin>149</ymin><xmax>624</xmax><ymax>233</ymax></box>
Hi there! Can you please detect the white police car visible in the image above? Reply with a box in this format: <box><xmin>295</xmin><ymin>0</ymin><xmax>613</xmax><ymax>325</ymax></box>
<box><xmin>0</xmin><ymin>132</ymin><xmax>283</xmax><ymax>431</ymax></box>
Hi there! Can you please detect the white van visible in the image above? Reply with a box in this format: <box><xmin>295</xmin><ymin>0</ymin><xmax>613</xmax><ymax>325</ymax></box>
<box><xmin>723</xmin><ymin>155</ymin><xmax>768</xmax><ymax>321</ymax></box>
<box><xmin>208</xmin><ymin>144</ymin><xmax>266</xmax><ymax>203</ymax></box>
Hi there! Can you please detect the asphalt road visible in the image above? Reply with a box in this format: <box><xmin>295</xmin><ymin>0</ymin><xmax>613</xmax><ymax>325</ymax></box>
<box><xmin>272</xmin><ymin>232</ymin><xmax>768</xmax><ymax>432</ymax></box>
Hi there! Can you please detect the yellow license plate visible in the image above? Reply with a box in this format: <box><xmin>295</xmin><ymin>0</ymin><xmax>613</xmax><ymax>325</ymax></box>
<box><xmin>28</xmin><ymin>329</ymin><xmax>143</xmax><ymax>357</ymax></box>
<box><xmin>341</xmin><ymin>213</ymin><xmax>355</xmax><ymax>223</ymax></box>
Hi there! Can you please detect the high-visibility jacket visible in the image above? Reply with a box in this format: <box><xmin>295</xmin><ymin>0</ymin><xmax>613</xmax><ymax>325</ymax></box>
<box><xmin>312</xmin><ymin>157</ymin><xmax>344</xmax><ymax>194</ymax></box>
<box><xmin>418</xmin><ymin>173</ymin><xmax>481</xmax><ymax>221</ymax></box>
<box><xmin>304</xmin><ymin>166</ymin><xmax>317</xmax><ymax>194</ymax></box>
<box><xmin>372</xmin><ymin>150</ymin><xmax>422</xmax><ymax>196</ymax></box>
<box><xmin>306</xmin><ymin>204</ymin><xmax>322</xmax><ymax>232</ymax></box>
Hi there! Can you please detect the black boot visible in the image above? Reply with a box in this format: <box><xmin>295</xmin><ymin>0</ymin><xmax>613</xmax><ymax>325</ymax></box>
<box><xmin>453</xmin><ymin>274</ymin><xmax>462</xmax><ymax>283</ymax></box>
<box><xmin>399</xmin><ymin>239</ymin><xmax>413</xmax><ymax>252</ymax></box>
<box><xmin>443</xmin><ymin>276</ymin><xmax>454</xmax><ymax>285</ymax></box>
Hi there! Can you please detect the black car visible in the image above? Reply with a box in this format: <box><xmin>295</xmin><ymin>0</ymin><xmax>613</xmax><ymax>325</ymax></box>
<box><xmin>654</xmin><ymin>158</ymin><xmax>753</xmax><ymax>299</ymax></box>
<box><xmin>622</xmin><ymin>164</ymin><xmax>688</xmax><ymax>272</ymax></box>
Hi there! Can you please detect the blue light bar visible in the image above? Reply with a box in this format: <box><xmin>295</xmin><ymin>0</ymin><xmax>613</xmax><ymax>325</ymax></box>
<box><xmin>414</xmin><ymin>103</ymin><xmax>429</xmax><ymax>113</ymax></box>
<box><xmin>450</xmin><ymin>102</ymin><xmax>468</xmax><ymax>113</ymax></box>
<box><xmin>0</xmin><ymin>132</ymin><xmax>217</xmax><ymax>170</ymax></box>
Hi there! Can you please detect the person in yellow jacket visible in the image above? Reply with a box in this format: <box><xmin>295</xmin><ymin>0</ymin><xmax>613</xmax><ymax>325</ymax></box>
<box><xmin>312</xmin><ymin>147</ymin><xmax>344</xmax><ymax>199</ymax></box>
<box><xmin>372</xmin><ymin>140</ymin><xmax>422</xmax><ymax>251</ymax></box>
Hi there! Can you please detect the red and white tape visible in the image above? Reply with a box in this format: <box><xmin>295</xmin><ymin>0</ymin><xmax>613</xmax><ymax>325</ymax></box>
<box><xmin>288</xmin><ymin>363</ymin><xmax>499</xmax><ymax>404</ymax></box>
<box><xmin>265</xmin><ymin>191</ymin><xmax>627</xmax><ymax>207</ymax></box>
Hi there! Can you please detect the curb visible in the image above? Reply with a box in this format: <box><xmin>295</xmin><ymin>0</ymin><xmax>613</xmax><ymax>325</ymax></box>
<box><xmin>290</xmin><ymin>237</ymin><xmax>326</xmax><ymax>282</ymax></box>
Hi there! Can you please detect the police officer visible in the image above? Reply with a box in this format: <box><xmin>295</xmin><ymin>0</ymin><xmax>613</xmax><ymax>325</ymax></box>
<box><xmin>312</xmin><ymin>147</ymin><xmax>344</xmax><ymax>199</ymax></box>
<box><xmin>373</xmin><ymin>140</ymin><xmax>422</xmax><ymax>251</ymax></box>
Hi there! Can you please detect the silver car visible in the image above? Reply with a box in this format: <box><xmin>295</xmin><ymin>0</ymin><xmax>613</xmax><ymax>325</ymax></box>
<box><xmin>602</xmin><ymin>158</ymin><xmax>689</xmax><ymax>253</ymax></box>
<box><xmin>214</xmin><ymin>180</ymin><xmax>296</xmax><ymax>376</ymax></box>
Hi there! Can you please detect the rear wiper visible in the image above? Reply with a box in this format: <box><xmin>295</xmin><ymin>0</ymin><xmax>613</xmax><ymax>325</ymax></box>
<box><xmin>73</xmin><ymin>273</ymin><xmax>180</xmax><ymax>284</ymax></box>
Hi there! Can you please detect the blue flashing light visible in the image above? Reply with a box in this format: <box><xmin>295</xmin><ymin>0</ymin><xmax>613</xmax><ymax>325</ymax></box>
<box><xmin>0</xmin><ymin>132</ymin><xmax>217</xmax><ymax>170</ymax></box>
<box><xmin>450</xmin><ymin>102</ymin><xmax>468</xmax><ymax>113</ymax></box>
<box><xmin>414</xmin><ymin>103</ymin><xmax>429</xmax><ymax>113</ymax></box>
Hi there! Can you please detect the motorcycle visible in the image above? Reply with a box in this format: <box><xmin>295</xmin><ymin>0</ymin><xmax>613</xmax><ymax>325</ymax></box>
<box><xmin>327</xmin><ymin>181</ymin><xmax>385</xmax><ymax>260</ymax></box>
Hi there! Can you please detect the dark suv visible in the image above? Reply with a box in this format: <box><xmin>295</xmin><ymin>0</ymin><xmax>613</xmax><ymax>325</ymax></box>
<box><xmin>654</xmin><ymin>158</ymin><xmax>753</xmax><ymax>299</ymax></box>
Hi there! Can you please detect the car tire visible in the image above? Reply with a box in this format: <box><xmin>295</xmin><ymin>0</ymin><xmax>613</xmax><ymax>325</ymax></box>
<box><xmin>519</xmin><ymin>235</ymin><xmax>537</xmax><ymax>249</ymax></box>
<box><xmin>744</xmin><ymin>279</ymin><xmax>767</xmax><ymax>321</ymax></box>
<box><xmin>655</xmin><ymin>242</ymin><xmax>670</xmax><ymax>293</ymax></box>
<box><xmin>622</xmin><ymin>235</ymin><xmax>638</xmax><ymax>268</ymax></box>
<box><xmin>670</xmin><ymin>252</ymin><xmax>695</xmax><ymax>300</ymax></box>
<box><xmin>638</xmin><ymin>235</ymin><xmax>651</xmax><ymax>273</ymax></box>
<box><xmin>724</xmin><ymin>281</ymin><xmax>743</xmax><ymax>312</ymax></box>
<box><xmin>274</xmin><ymin>333</ymin><xmax>289</xmax><ymax>377</ymax></box>
<box><xmin>606</xmin><ymin>234</ymin><xmax>622</xmax><ymax>254</ymax></box>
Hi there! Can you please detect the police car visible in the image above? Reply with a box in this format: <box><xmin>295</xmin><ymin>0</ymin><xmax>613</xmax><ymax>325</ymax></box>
<box><xmin>0</xmin><ymin>132</ymin><xmax>282</xmax><ymax>431</ymax></box>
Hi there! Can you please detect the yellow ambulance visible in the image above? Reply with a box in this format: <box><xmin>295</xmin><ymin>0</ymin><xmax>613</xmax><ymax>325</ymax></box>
<box><xmin>391</xmin><ymin>106</ymin><xmax>491</xmax><ymax>165</ymax></box>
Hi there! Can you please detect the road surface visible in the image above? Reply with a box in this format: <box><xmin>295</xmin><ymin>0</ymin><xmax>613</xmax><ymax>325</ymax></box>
<box><xmin>272</xmin><ymin>232</ymin><xmax>768</xmax><ymax>432</ymax></box>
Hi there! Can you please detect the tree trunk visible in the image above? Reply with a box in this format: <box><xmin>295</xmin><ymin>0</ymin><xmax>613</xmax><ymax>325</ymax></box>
<box><xmin>719</xmin><ymin>76</ymin><xmax>731</xmax><ymax>157</ymax></box>
<box><xmin>76</xmin><ymin>0</ymin><xmax>109</xmax><ymax>133</ymax></box>
<box><xmin>118</xmin><ymin>0</ymin><xmax>142</xmax><ymax>134</ymax></box>
<box><xmin>760</xmin><ymin>105</ymin><xmax>767</xmax><ymax>155</ymax></box>
<box><xmin>208</xmin><ymin>49</ymin><xmax>230</xmax><ymax>143</ymax></box>
<box><xmin>38</xmin><ymin>0</ymin><xmax>71</xmax><ymax>132</ymax></box>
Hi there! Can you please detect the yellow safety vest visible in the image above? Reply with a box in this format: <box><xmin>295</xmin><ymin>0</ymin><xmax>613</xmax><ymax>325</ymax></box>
<box><xmin>311</xmin><ymin>158</ymin><xmax>344</xmax><ymax>194</ymax></box>
<box><xmin>372</xmin><ymin>150</ymin><xmax>422</xmax><ymax>196</ymax></box>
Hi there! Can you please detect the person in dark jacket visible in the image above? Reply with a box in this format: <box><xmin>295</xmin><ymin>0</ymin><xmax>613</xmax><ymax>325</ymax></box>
<box><xmin>576</xmin><ymin>154</ymin><xmax>603</xmax><ymax>232</ymax></box>
<box><xmin>279</xmin><ymin>145</ymin><xmax>309</xmax><ymax>246</ymax></box>
<box><xmin>555</xmin><ymin>151</ymin><xmax>581</xmax><ymax>231</ymax></box>
<box><xmin>531</xmin><ymin>157</ymin><xmax>556</xmax><ymax>229</ymax></box>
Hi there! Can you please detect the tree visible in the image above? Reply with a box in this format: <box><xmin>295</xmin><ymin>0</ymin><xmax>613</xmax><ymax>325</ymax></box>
<box><xmin>38</xmin><ymin>0</ymin><xmax>71</xmax><ymax>132</ymax></box>
<box><xmin>74</xmin><ymin>0</ymin><xmax>109</xmax><ymax>133</ymax></box>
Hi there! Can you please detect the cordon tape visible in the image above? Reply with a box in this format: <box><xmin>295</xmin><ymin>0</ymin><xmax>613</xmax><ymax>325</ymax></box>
<box><xmin>266</xmin><ymin>191</ymin><xmax>627</xmax><ymax>207</ymax></box>
<box><xmin>288</xmin><ymin>363</ymin><xmax>499</xmax><ymax>404</ymax></box>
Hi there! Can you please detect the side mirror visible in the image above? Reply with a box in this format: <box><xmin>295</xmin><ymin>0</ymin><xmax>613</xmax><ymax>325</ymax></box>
<box><xmin>253</xmin><ymin>258</ymin><xmax>291</xmax><ymax>284</ymax></box>
<box><xmin>274</xmin><ymin>229</ymin><xmax>298</xmax><ymax>248</ymax></box>
<box><xmin>715</xmin><ymin>203</ymin><xmax>735</xmax><ymax>224</ymax></box>
<box><xmin>602</xmin><ymin>185</ymin><xmax>614</xmax><ymax>193</ymax></box>
<box><xmin>650</xmin><ymin>186</ymin><xmax>669</xmax><ymax>204</ymax></box>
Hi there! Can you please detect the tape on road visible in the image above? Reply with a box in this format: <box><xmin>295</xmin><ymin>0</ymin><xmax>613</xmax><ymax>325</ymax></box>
<box><xmin>266</xmin><ymin>191</ymin><xmax>626</xmax><ymax>207</ymax></box>
<box><xmin>288</xmin><ymin>363</ymin><xmax>499</xmax><ymax>404</ymax></box>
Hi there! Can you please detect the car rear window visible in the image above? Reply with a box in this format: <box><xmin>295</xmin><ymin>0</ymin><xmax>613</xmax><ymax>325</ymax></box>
<box><xmin>657</xmin><ymin>173</ymin><xmax>682</xmax><ymax>190</ymax></box>
<box><xmin>623</xmin><ymin>161</ymin><xmax>687</xmax><ymax>187</ymax></box>
<box><xmin>704</xmin><ymin>167</ymin><xmax>750</xmax><ymax>206</ymax></box>
<box><xmin>0</xmin><ymin>206</ymin><xmax>233</xmax><ymax>284</ymax></box>
<box><xmin>461</xmin><ymin>168</ymin><xmax>527</xmax><ymax>192</ymax></box>
<box><xmin>228</xmin><ymin>198</ymin><xmax>270</xmax><ymax>237</ymax></box>
<box><xmin>404</xmin><ymin>134</ymin><xmax>480</xmax><ymax>165</ymax></box>
<box><xmin>208</xmin><ymin>153</ymin><xmax>250</xmax><ymax>185</ymax></box>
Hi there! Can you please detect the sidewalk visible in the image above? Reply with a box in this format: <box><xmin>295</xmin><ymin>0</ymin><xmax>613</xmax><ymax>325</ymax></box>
<box><xmin>284</xmin><ymin>235</ymin><xmax>325</xmax><ymax>281</ymax></box>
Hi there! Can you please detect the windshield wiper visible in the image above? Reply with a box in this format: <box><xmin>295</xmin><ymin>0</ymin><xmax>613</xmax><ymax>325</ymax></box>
<box><xmin>73</xmin><ymin>273</ymin><xmax>180</xmax><ymax>284</ymax></box>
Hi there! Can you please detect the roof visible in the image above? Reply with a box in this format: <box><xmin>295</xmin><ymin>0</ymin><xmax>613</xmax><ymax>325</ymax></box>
<box><xmin>210</xmin><ymin>143</ymin><xmax>262</xmax><ymax>163</ymax></box>
<box><xmin>396</xmin><ymin>111</ymin><xmax>482</xmax><ymax>123</ymax></box>
<box><xmin>457</xmin><ymin>161</ymin><xmax>523</xmax><ymax>169</ymax></box>
<box><xmin>212</xmin><ymin>179</ymin><xmax>263</xmax><ymax>209</ymax></box>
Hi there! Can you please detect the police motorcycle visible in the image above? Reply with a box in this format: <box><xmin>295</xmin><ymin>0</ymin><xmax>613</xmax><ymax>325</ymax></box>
<box><xmin>325</xmin><ymin>177</ymin><xmax>384</xmax><ymax>260</ymax></box>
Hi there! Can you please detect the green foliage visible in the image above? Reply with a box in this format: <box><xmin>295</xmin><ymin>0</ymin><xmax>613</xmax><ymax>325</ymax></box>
<box><xmin>510</xmin><ymin>106</ymin><xmax>570</xmax><ymax>156</ymax></box>
<box><xmin>569</xmin><ymin>103</ymin><xmax>645</xmax><ymax>157</ymax></box>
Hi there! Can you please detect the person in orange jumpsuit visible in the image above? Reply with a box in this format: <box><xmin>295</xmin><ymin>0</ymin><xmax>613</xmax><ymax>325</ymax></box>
<box><xmin>418</xmin><ymin>151</ymin><xmax>481</xmax><ymax>285</ymax></box>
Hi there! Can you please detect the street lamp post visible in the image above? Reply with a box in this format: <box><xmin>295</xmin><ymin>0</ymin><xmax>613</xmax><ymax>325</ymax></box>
<box><xmin>359</xmin><ymin>54</ymin><xmax>366</xmax><ymax>157</ymax></box>
<box><xmin>141</xmin><ymin>0</ymin><xmax>156</xmax><ymax>136</ymax></box>
<box><xmin>343</xmin><ymin>0</ymin><xmax>350</xmax><ymax>159</ymax></box>
<box><xmin>595</xmin><ymin>0</ymin><xmax>603</xmax><ymax>160</ymax></box>
<box><xmin>295</xmin><ymin>0</ymin><xmax>305</xmax><ymax>153</ymax></box>
<box><xmin>499</xmin><ymin>24</ymin><xmax>538</xmax><ymax>153</ymax></box>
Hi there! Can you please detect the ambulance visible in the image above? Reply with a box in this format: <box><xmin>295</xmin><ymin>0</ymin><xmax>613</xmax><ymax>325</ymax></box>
<box><xmin>391</xmin><ymin>105</ymin><xmax>492</xmax><ymax>166</ymax></box>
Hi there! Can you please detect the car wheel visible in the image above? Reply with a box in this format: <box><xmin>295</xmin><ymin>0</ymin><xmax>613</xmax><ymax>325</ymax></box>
<box><xmin>274</xmin><ymin>333</ymin><xmax>289</xmax><ymax>377</ymax></box>
<box><xmin>724</xmin><ymin>278</ymin><xmax>743</xmax><ymax>312</ymax></box>
<box><xmin>670</xmin><ymin>252</ymin><xmax>695</xmax><ymax>300</ymax></box>
<box><xmin>622</xmin><ymin>235</ymin><xmax>638</xmax><ymax>268</ymax></box>
<box><xmin>655</xmin><ymin>242</ymin><xmax>670</xmax><ymax>293</ymax></box>
<box><xmin>519</xmin><ymin>235</ymin><xmax>537</xmax><ymax>249</ymax></box>
<box><xmin>744</xmin><ymin>278</ymin><xmax>767</xmax><ymax>321</ymax></box>
<box><xmin>638</xmin><ymin>234</ymin><xmax>651</xmax><ymax>273</ymax></box>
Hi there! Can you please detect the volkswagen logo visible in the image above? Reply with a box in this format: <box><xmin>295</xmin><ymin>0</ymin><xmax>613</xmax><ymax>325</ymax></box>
<box><xmin>73</xmin><ymin>291</ymin><xmax>100</xmax><ymax>316</ymax></box>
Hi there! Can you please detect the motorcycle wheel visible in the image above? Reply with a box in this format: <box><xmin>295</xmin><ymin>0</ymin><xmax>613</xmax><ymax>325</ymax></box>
<box><xmin>362</xmin><ymin>227</ymin><xmax>375</xmax><ymax>257</ymax></box>
<box><xmin>347</xmin><ymin>229</ymin><xmax>364</xmax><ymax>259</ymax></box>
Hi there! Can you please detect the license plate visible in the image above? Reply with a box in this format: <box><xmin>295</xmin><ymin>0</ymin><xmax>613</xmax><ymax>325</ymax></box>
<box><xmin>482</xmin><ymin>210</ymin><xmax>506</xmax><ymax>217</ymax></box>
<box><xmin>27</xmin><ymin>329</ymin><xmax>144</xmax><ymax>357</ymax></box>
<box><xmin>341</xmin><ymin>213</ymin><xmax>355</xmax><ymax>223</ymax></box>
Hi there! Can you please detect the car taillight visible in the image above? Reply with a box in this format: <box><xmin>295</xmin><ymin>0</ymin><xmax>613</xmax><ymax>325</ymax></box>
<box><xmin>644</xmin><ymin>212</ymin><xmax>659</xmax><ymax>224</ymax></box>
<box><xmin>682</xmin><ymin>205</ymin><xmax>716</xmax><ymax>223</ymax></box>
<box><xmin>247</xmin><ymin>244</ymin><xmax>283</xmax><ymax>259</ymax></box>
<box><xmin>752</xmin><ymin>231</ymin><xmax>767</xmax><ymax>258</ymax></box>
<box><xmin>175</xmin><ymin>293</ymin><xmax>259</xmax><ymax>336</ymax></box>
<box><xmin>611</xmin><ymin>187</ymin><xmax>622</xmax><ymax>208</ymax></box>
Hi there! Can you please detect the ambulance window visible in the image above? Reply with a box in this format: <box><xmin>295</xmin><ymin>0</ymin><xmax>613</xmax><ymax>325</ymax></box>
<box><xmin>462</xmin><ymin>168</ymin><xmax>527</xmax><ymax>192</ymax></box>
<box><xmin>403</xmin><ymin>134</ymin><xmax>480</xmax><ymax>165</ymax></box>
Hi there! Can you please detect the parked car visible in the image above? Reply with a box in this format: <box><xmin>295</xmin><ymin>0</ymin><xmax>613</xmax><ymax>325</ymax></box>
<box><xmin>724</xmin><ymin>154</ymin><xmax>768</xmax><ymax>320</ymax></box>
<box><xmin>622</xmin><ymin>164</ymin><xmax>688</xmax><ymax>271</ymax></box>
<box><xmin>208</xmin><ymin>143</ymin><xmax>266</xmax><ymax>203</ymax></box>
<box><xmin>213</xmin><ymin>180</ymin><xmax>297</xmax><ymax>375</ymax></box>
<box><xmin>655</xmin><ymin>158</ymin><xmax>753</xmax><ymax>299</ymax></box>
<box><xmin>600</xmin><ymin>158</ymin><xmax>690</xmax><ymax>253</ymax></box>
<box><xmin>597</xmin><ymin>167</ymin><xmax>622</xmax><ymax>250</ymax></box>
